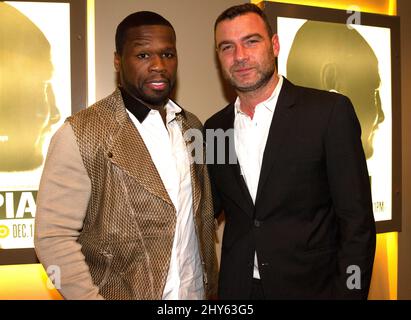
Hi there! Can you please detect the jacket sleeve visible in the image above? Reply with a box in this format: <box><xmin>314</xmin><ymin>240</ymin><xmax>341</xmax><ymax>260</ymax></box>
<box><xmin>325</xmin><ymin>94</ymin><xmax>376</xmax><ymax>299</ymax></box>
<box><xmin>34</xmin><ymin>122</ymin><xmax>104</xmax><ymax>300</ymax></box>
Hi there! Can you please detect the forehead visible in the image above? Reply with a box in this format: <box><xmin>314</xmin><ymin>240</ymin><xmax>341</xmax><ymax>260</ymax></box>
<box><xmin>215</xmin><ymin>13</ymin><xmax>268</xmax><ymax>41</ymax></box>
<box><xmin>124</xmin><ymin>25</ymin><xmax>176</xmax><ymax>47</ymax></box>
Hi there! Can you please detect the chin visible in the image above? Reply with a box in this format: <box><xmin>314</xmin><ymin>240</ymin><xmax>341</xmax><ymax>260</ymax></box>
<box><xmin>364</xmin><ymin>146</ymin><xmax>374</xmax><ymax>160</ymax></box>
<box><xmin>145</xmin><ymin>95</ymin><xmax>170</xmax><ymax>107</ymax></box>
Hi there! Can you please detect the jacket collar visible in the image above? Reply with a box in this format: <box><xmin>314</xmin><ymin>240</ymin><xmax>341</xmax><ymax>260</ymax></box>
<box><xmin>107</xmin><ymin>88</ymin><xmax>193</xmax><ymax>211</ymax></box>
<box><xmin>118</xmin><ymin>86</ymin><xmax>186</xmax><ymax>123</ymax></box>
<box><xmin>214</xmin><ymin>77</ymin><xmax>299</xmax><ymax>215</ymax></box>
<box><xmin>255</xmin><ymin>77</ymin><xmax>298</xmax><ymax>203</ymax></box>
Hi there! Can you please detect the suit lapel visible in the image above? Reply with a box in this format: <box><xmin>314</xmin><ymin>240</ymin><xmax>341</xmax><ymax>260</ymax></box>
<box><xmin>255</xmin><ymin>78</ymin><xmax>297</xmax><ymax>203</ymax></box>
<box><xmin>176</xmin><ymin>112</ymin><xmax>202</xmax><ymax>217</ymax></box>
<box><xmin>219</xmin><ymin>105</ymin><xmax>255</xmax><ymax>216</ymax></box>
<box><xmin>106</xmin><ymin>91</ymin><xmax>173</xmax><ymax>207</ymax></box>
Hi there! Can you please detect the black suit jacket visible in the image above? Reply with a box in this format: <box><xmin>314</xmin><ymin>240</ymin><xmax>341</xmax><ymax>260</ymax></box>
<box><xmin>204</xmin><ymin>78</ymin><xmax>376</xmax><ymax>299</ymax></box>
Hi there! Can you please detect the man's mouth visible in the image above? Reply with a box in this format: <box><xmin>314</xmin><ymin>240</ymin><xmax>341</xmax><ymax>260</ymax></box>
<box><xmin>232</xmin><ymin>67</ymin><xmax>254</xmax><ymax>76</ymax></box>
<box><xmin>146</xmin><ymin>80</ymin><xmax>168</xmax><ymax>91</ymax></box>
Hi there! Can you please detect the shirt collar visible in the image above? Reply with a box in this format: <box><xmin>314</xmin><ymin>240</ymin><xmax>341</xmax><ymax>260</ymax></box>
<box><xmin>235</xmin><ymin>74</ymin><xmax>284</xmax><ymax>115</ymax></box>
<box><xmin>119</xmin><ymin>87</ymin><xmax>151</xmax><ymax>123</ymax></box>
<box><xmin>119</xmin><ymin>87</ymin><xmax>185</xmax><ymax>124</ymax></box>
<box><xmin>165</xmin><ymin>100</ymin><xmax>182</xmax><ymax>124</ymax></box>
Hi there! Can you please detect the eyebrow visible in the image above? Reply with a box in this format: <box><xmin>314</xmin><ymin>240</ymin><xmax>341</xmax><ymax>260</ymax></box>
<box><xmin>217</xmin><ymin>33</ymin><xmax>264</xmax><ymax>50</ymax></box>
<box><xmin>242</xmin><ymin>33</ymin><xmax>264</xmax><ymax>41</ymax></box>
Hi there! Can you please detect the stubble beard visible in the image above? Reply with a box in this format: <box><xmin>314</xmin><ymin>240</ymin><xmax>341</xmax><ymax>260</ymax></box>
<box><xmin>226</xmin><ymin>59</ymin><xmax>276</xmax><ymax>93</ymax></box>
<box><xmin>230</xmin><ymin>67</ymin><xmax>275</xmax><ymax>93</ymax></box>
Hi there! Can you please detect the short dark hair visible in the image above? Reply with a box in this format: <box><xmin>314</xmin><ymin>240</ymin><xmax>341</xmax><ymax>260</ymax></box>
<box><xmin>214</xmin><ymin>3</ymin><xmax>273</xmax><ymax>38</ymax></box>
<box><xmin>115</xmin><ymin>11</ymin><xmax>175</xmax><ymax>55</ymax></box>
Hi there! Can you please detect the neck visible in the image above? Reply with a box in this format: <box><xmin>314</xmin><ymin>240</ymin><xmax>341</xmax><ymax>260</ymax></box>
<box><xmin>238</xmin><ymin>73</ymin><xmax>279</xmax><ymax>119</ymax></box>
<box><xmin>140</xmin><ymin>98</ymin><xmax>167</xmax><ymax>112</ymax></box>
<box><xmin>137</xmin><ymin>97</ymin><xmax>168</xmax><ymax>126</ymax></box>
<box><xmin>121</xmin><ymin>85</ymin><xmax>168</xmax><ymax>111</ymax></box>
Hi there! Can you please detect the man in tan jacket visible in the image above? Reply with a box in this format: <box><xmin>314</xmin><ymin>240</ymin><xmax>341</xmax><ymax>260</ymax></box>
<box><xmin>34</xmin><ymin>11</ymin><xmax>218</xmax><ymax>300</ymax></box>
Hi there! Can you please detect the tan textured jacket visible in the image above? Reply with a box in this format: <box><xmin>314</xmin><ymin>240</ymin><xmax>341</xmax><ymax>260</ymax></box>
<box><xmin>34</xmin><ymin>89</ymin><xmax>218</xmax><ymax>299</ymax></box>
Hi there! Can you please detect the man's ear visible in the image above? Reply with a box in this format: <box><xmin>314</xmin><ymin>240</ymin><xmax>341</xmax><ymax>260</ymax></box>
<box><xmin>271</xmin><ymin>34</ymin><xmax>280</xmax><ymax>57</ymax></box>
<box><xmin>114</xmin><ymin>52</ymin><xmax>121</xmax><ymax>72</ymax></box>
<box><xmin>321</xmin><ymin>63</ymin><xmax>340</xmax><ymax>92</ymax></box>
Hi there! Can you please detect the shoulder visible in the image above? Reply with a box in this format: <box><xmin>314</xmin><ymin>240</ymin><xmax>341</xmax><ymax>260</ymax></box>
<box><xmin>44</xmin><ymin>122</ymin><xmax>83</xmax><ymax>169</ymax></box>
<box><xmin>289</xmin><ymin>83</ymin><xmax>359</xmax><ymax>133</ymax></box>
<box><xmin>65</xmin><ymin>91</ymin><xmax>123</xmax><ymax>150</ymax></box>
<box><xmin>182</xmin><ymin>109</ymin><xmax>204</xmax><ymax>130</ymax></box>
<box><xmin>68</xmin><ymin>91</ymin><xmax>120</xmax><ymax>120</ymax></box>
<box><xmin>294</xmin><ymin>85</ymin><xmax>349</xmax><ymax>106</ymax></box>
<box><xmin>284</xmin><ymin>80</ymin><xmax>353</xmax><ymax>118</ymax></box>
<box><xmin>48</xmin><ymin>122</ymin><xmax>77</xmax><ymax>151</ymax></box>
<box><xmin>204</xmin><ymin>103</ymin><xmax>234</xmax><ymax>130</ymax></box>
<box><xmin>67</xmin><ymin>90</ymin><xmax>121</xmax><ymax>128</ymax></box>
<box><xmin>281</xmin><ymin>77</ymin><xmax>349</xmax><ymax>105</ymax></box>
<box><xmin>294</xmin><ymin>85</ymin><xmax>348</xmax><ymax>103</ymax></box>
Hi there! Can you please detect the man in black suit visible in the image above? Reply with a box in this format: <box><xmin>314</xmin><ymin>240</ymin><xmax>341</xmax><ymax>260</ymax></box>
<box><xmin>204</xmin><ymin>3</ymin><xmax>376</xmax><ymax>299</ymax></box>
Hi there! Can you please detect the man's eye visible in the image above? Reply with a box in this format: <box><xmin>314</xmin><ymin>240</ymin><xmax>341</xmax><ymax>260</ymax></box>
<box><xmin>220</xmin><ymin>45</ymin><xmax>233</xmax><ymax>52</ymax></box>
<box><xmin>162</xmin><ymin>52</ymin><xmax>175</xmax><ymax>58</ymax></box>
<box><xmin>245</xmin><ymin>39</ymin><xmax>259</xmax><ymax>46</ymax></box>
<box><xmin>137</xmin><ymin>53</ymin><xmax>149</xmax><ymax>59</ymax></box>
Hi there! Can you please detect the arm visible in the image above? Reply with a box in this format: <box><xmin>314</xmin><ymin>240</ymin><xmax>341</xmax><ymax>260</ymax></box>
<box><xmin>34</xmin><ymin>123</ymin><xmax>103</xmax><ymax>300</ymax></box>
<box><xmin>325</xmin><ymin>94</ymin><xmax>376</xmax><ymax>299</ymax></box>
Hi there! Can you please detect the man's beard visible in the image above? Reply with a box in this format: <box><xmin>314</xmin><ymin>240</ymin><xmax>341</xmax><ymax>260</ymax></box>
<box><xmin>128</xmin><ymin>80</ymin><xmax>176</xmax><ymax>108</ymax></box>
<box><xmin>227</xmin><ymin>60</ymin><xmax>276</xmax><ymax>93</ymax></box>
<box><xmin>142</xmin><ymin>88</ymin><xmax>172</xmax><ymax>106</ymax></box>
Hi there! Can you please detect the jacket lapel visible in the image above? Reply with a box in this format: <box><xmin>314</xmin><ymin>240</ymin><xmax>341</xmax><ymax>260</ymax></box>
<box><xmin>255</xmin><ymin>78</ymin><xmax>297</xmax><ymax>203</ymax></box>
<box><xmin>176</xmin><ymin>112</ymin><xmax>202</xmax><ymax>217</ymax></box>
<box><xmin>106</xmin><ymin>90</ymin><xmax>173</xmax><ymax>207</ymax></box>
<box><xmin>219</xmin><ymin>105</ymin><xmax>255</xmax><ymax>216</ymax></box>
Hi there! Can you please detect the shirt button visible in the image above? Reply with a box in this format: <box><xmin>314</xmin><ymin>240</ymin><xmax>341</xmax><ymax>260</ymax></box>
<box><xmin>254</xmin><ymin>219</ymin><xmax>261</xmax><ymax>227</ymax></box>
<box><xmin>107</xmin><ymin>152</ymin><xmax>113</xmax><ymax>158</ymax></box>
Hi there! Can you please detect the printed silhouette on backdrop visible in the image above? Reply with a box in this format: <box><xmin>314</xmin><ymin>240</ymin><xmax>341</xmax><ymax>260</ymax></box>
<box><xmin>0</xmin><ymin>2</ymin><xmax>60</xmax><ymax>172</ymax></box>
<box><xmin>286</xmin><ymin>20</ymin><xmax>384</xmax><ymax>159</ymax></box>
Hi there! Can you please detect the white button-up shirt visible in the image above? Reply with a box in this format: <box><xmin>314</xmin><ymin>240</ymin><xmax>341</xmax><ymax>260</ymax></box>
<box><xmin>234</xmin><ymin>75</ymin><xmax>283</xmax><ymax>279</ymax></box>
<box><xmin>127</xmin><ymin>100</ymin><xmax>204</xmax><ymax>299</ymax></box>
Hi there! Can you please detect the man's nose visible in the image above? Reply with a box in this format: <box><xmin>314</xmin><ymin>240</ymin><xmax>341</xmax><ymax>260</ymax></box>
<box><xmin>234</xmin><ymin>45</ymin><xmax>248</xmax><ymax>63</ymax></box>
<box><xmin>149</xmin><ymin>55</ymin><xmax>166</xmax><ymax>72</ymax></box>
